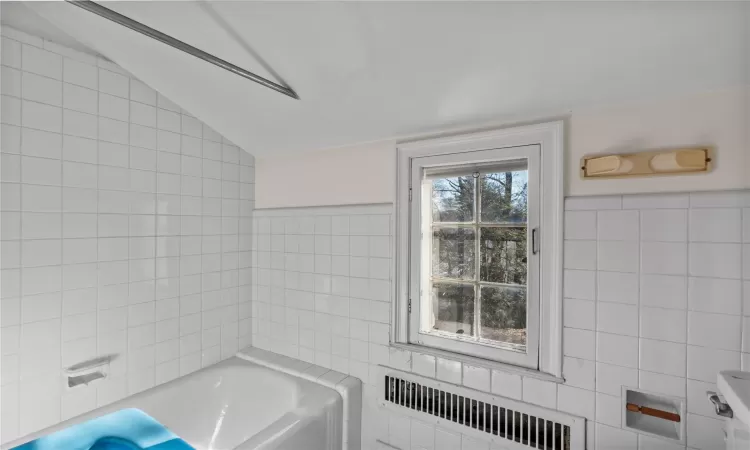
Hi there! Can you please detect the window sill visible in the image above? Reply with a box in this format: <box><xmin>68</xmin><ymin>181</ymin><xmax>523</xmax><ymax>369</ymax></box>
<box><xmin>390</xmin><ymin>342</ymin><xmax>564</xmax><ymax>384</ymax></box>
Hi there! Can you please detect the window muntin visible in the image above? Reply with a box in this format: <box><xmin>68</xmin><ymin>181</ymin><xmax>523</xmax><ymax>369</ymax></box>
<box><xmin>422</xmin><ymin>164</ymin><xmax>530</xmax><ymax>352</ymax></box>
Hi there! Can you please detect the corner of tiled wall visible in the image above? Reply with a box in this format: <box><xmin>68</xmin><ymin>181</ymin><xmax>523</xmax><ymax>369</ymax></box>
<box><xmin>250</xmin><ymin>205</ymin><xmax>393</xmax><ymax>448</ymax></box>
<box><xmin>0</xmin><ymin>25</ymin><xmax>254</xmax><ymax>442</ymax></box>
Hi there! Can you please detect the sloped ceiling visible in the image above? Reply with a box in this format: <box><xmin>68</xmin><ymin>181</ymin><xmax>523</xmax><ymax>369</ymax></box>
<box><xmin>8</xmin><ymin>1</ymin><xmax>749</xmax><ymax>157</ymax></box>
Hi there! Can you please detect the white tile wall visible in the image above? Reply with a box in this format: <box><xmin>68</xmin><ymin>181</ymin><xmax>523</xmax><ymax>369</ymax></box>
<box><xmin>559</xmin><ymin>191</ymin><xmax>748</xmax><ymax>450</ymax></box>
<box><xmin>0</xmin><ymin>28</ymin><xmax>253</xmax><ymax>442</ymax></box>
<box><xmin>252</xmin><ymin>190</ymin><xmax>748</xmax><ymax>450</ymax></box>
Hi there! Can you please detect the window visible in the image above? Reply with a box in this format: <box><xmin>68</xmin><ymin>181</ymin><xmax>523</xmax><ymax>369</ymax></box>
<box><xmin>395</xmin><ymin>123</ymin><xmax>563</xmax><ymax>374</ymax></box>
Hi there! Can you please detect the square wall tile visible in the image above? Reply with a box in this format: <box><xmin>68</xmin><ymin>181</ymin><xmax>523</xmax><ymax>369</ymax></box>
<box><xmin>641</xmin><ymin>242</ymin><xmax>687</xmax><ymax>276</ymax></box>
<box><xmin>597</xmin><ymin>302</ymin><xmax>638</xmax><ymax>337</ymax></box>
<box><xmin>22</xmin><ymin>45</ymin><xmax>62</xmax><ymax>79</ymax></box>
<box><xmin>689</xmin><ymin>243</ymin><xmax>742</xmax><ymax>279</ymax></box>
<box><xmin>596</xmin><ymin>362</ymin><xmax>638</xmax><ymax>396</ymax></box>
<box><xmin>557</xmin><ymin>385</ymin><xmax>594</xmax><ymax>420</ymax></box>
<box><xmin>687</xmin><ymin>311</ymin><xmax>741</xmax><ymax>351</ymax></box>
<box><xmin>563</xmin><ymin>327</ymin><xmax>595</xmax><ymax>360</ymax></box>
<box><xmin>563</xmin><ymin>240</ymin><xmax>596</xmax><ymax>270</ymax></box>
<box><xmin>688</xmin><ymin>276</ymin><xmax>742</xmax><ymax>315</ymax></box>
<box><xmin>562</xmin><ymin>356</ymin><xmax>595</xmax><ymax>390</ymax></box>
<box><xmin>689</xmin><ymin>208</ymin><xmax>741</xmax><ymax>243</ymax></box>
<box><xmin>490</xmin><ymin>370</ymin><xmax>522</xmax><ymax>400</ymax></box>
<box><xmin>640</xmin><ymin>209</ymin><xmax>687</xmax><ymax>242</ymax></box>
<box><xmin>411</xmin><ymin>353</ymin><xmax>435</xmax><ymax>378</ymax></box>
<box><xmin>640</xmin><ymin>307</ymin><xmax>686</xmax><ymax>343</ymax></box>
<box><xmin>435</xmin><ymin>358</ymin><xmax>461</xmax><ymax>384</ymax></box>
<box><xmin>63</xmin><ymin>59</ymin><xmax>96</xmax><ymax>89</ymax></box>
<box><xmin>522</xmin><ymin>377</ymin><xmax>557</xmax><ymax>409</ymax></box>
<box><xmin>597</xmin><ymin>332</ymin><xmax>638</xmax><ymax>368</ymax></box>
<box><xmin>563</xmin><ymin>298</ymin><xmax>595</xmax><ymax>330</ymax></box>
<box><xmin>597</xmin><ymin>210</ymin><xmax>638</xmax><ymax>241</ymax></box>
<box><xmin>598</xmin><ymin>241</ymin><xmax>638</xmax><ymax>272</ymax></box>
<box><xmin>639</xmin><ymin>338</ymin><xmax>686</xmax><ymax>377</ymax></box>
<box><xmin>564</xmin><ymin>211</ymin><xmax>596</xmax><ymax>240</ymax></box>
<box><xmin>640</xmin><ymin>274</ymin><xmax>687</xmax><ymax>310</ymax></box>
<box><xmin>596</xmin><ymin>393</ymin><xmax>622</xmax><ymax>427</ymax></box>
<box><xmin>22</xmin><ymin>128</ymin><xmax>61</xmax><ymax>159</ymax></box>
<box><xmin>597</xmin><ymin>271</ymin><xmax>637</xmax><ymax>304</ymax></box>
<box><xmin>563</xmin><ymin>269</ymin><xmax>595</xmax><ymax>300</ymax></box>
<box><xmin>22</xmin><ymin>72</ymin><xmax>61</xmax><ymax>107</ymax></box>
<box><xmin>462</xmin><ymin>365</ymin><xmax>490</xmax><ymax>391</ymax></box>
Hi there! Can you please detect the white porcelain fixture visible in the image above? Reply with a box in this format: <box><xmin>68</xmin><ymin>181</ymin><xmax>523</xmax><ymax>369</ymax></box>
<box><xmin>2</xmin><ymin>356</ymin><xmax>348</xmax><ymax>450</ymax></box>
<box><xmin>715</xmin><ymin>370</ymin><xmax>750</xmax><ymax>450</ymax></box>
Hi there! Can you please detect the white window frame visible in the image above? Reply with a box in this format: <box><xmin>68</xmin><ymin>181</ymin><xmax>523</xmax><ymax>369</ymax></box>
<box><xmin>412</xmin><ymin>146</ymin><xmax>540</xmax><ymax>368</ymax></box>
<box><xmin>393</xmin><ymin>121</ymin><xmax>564</xmax><ymax>377</ymax></box>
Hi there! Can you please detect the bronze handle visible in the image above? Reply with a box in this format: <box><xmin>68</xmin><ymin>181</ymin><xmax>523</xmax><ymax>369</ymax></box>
<box><xmin>626</xmin><ymin>402</ymin><xmax>681</xmax><ymax>423</ymax></box>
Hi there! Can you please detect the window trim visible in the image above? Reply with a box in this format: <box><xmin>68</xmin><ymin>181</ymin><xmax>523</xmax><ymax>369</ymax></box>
<box><xmin>393</xmin><ymin>121</ymin><xmax>564</xmax><ymax>377</ymax></box>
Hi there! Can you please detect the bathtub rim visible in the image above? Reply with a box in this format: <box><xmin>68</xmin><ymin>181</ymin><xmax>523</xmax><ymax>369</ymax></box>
<box><xmin>235</xmin><ymin>346</ymin><xmax>362</xmax><ymax>450</ymax></box>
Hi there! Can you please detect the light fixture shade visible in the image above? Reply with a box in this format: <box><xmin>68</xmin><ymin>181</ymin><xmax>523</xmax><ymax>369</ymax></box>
<box><xmin>581</xmin><ymin>148</ymin><xmax>712</xmax><ymax>179</ymax></box>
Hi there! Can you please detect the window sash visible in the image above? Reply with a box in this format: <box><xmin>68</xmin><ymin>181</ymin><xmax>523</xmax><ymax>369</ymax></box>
<box><xmin>409</xmin><ymin>145</ymin><xmax>541</xmax><ymax>368</ymax></box>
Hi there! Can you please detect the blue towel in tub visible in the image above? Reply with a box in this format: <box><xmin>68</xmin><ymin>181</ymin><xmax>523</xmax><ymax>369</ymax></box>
<box><xmin>12</xmin><ymin>408</ymin><xmax>194</xmax><ymax>450</ymax></box>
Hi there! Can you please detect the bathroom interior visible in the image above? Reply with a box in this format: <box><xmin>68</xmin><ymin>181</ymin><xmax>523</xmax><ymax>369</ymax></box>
<box><xmin>0</xmin><ymin>1</ymin><xmax>749</xmax><ymax>450</ymax></box>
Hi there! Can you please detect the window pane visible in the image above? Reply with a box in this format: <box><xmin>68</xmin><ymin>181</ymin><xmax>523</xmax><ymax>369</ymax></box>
<box><xmin>432</xmin><ymin>228</ymin><xmax>476</xmax><ymax>280</ymax></box>
<box><xmin>480</xmin><ymin>285</ymin><xmax>526</xmax><ymax>347</ymax></box>
<box><xmin>480</xmin><ymin>227</ymin><xmax>526</xmax><ymax>284</ymax></box>
<box><xmin>480</xmin><ymin>170</ymin><xmax>527</xmax><ymax>223</ymax></box>
<box><xmin>431</xmin><ymin>176</ymin><xmax>474</xmax><ymax>222</ymax></box>
<box><xmin>431</xmin><ymin>283</ymin><xmax>475</xmax><ymax>336</ymax></box>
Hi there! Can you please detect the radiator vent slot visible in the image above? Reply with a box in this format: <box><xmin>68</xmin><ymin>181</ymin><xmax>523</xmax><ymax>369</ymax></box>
<box><xmin>382</xmin><ymin>374</ymin><xmax>584</xmax><ymax>450</ymax></box>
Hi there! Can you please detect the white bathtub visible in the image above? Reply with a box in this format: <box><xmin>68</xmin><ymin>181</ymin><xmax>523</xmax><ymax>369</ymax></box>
<box><xmin>3</xmin><ymin>355</ymin><xmax>354</xmax><ymax>450</ymax></box>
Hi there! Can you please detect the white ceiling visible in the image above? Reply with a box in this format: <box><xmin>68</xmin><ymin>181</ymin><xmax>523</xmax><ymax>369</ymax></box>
<box><xmin>6</xmin><ymin>1</ymin><xmax>748</xmax><ymax>157</ymax></box>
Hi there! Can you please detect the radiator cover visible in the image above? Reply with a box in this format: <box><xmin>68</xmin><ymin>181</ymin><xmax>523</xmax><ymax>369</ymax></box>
<box><xmin>379</xmin><ymin>369</ymin><xmax>585</xmax><ymax>450</ymax></box>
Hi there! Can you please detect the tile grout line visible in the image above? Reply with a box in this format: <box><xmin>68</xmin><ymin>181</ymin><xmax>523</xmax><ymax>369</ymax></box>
<box><xmin>58</xmin><ymin>51</ymin><xmax>65</xmax><ymax>422</ymax></box>
<box><xmin>16</xmin><ymin>42</ymin><xmax>25</xmax><ymax>440</ymax></box>
<box><xmin>195</xmin><ymin>107</ymin><xmax>203</xmax><ymax>367</ymax></box>
<box><xmin>177</xmin><ymin>94</ymin><xmax>185</xmax><ymax>376</ymax></box>
<box><xmin>592</xmin><ymin>204</ymin><xmax>599</xmax><ymax>439</ymax></box>
<box><xmin>685</xmin><ymin>200</ymin><xmax>691</xmax><ymax>413</ymax></box>
<box><xmin>123</xmin><ymin>64</ymin><xmax>132</xmax><ymax>396</ymax></box>
<box><xmin>93</xmin><ymin>54</ymin><xmax>101</xmax><ymax>411</ymax></box>
<box><xmin>740</xmin><ymin>207</ymin><xmax>745</xmax><ymax>368</ymax></box>
<box><xmin>685</xmin><ymin>200</ymin><xmax>695</xmax><ymax>443</ymax></box>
